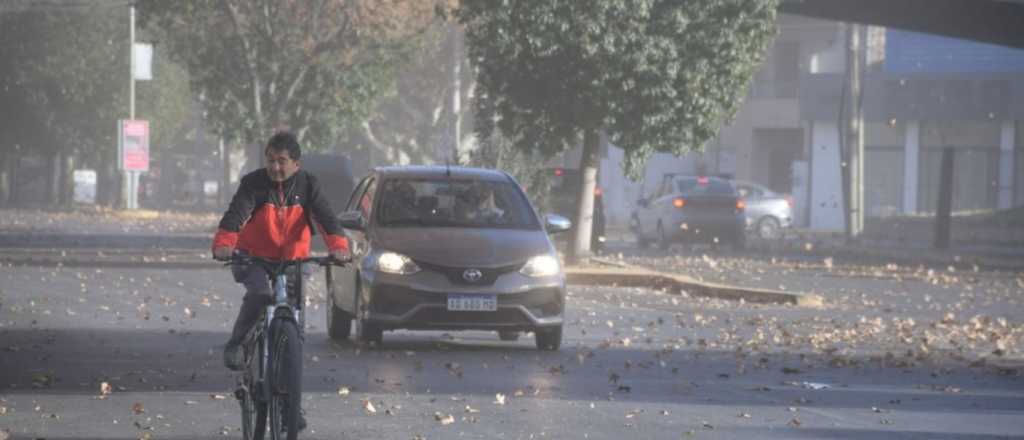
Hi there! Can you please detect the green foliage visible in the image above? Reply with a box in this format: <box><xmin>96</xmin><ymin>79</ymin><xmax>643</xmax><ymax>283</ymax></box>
<box><xmin>139</xmin><ymin>0</ymin><xmax>439</xmax><ymax>150</ymax></box>
<box><xmin>336</xmin><ymin>22</ymin><xmax>468</xmax><ymax>165</ymax></box>
<box><xmin>457</xmin><ymin>0</ymin><xmax>777</xmax><ymax>178</ymax></box>
<box><xmin>0</xmin><ymin>5</ymin><xmax>192</xmax><ymax>167</ymax></box>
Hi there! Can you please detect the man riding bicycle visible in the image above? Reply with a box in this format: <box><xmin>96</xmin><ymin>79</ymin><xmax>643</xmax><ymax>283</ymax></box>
<box><xmin>212</xmin><ymin>131</ymin><xmax>350</xmax><ymax>429</ymax></box>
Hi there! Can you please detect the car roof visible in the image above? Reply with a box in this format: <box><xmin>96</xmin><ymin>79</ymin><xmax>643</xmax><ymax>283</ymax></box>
<box><xmin>374</xmin><ymin>165</ymin><xmax>511</xmax><ymax>181</ymax></box>
<box><xmin>734</xmin><ymin>180</ymin><xmax>773</xmax><ymax>192</ymax></box>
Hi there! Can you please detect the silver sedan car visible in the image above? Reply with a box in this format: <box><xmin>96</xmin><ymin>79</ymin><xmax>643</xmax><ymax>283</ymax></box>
<box><xmin>734</xmin><ymin>180</ymin><xmax>794</xmax><ymax>239</ymax></box>
<box><xmin>328</xmin><ymin>166</ymin><xmax>571</xmax><ymax>350</ymax></box>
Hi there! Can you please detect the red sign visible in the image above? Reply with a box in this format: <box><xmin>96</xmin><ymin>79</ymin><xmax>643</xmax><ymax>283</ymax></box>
<box><xmin>119</xmin><ymin>120</ymin><xmax>150</xmax><ymax>172</ymax></box>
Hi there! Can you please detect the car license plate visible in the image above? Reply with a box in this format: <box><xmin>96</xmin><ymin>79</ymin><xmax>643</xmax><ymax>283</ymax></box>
<box><xmin>447</xmin><ymin>294</ymin><xmax>497</xmax><ymax>312</ymax></box>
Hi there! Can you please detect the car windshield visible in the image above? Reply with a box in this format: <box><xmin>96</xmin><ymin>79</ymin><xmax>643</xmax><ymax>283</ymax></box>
<box><xmin>675</xmin><ymin>177</ymin><xmax>736</xmax><ymax>195</ymax></box>
<box><xmin>377</xmin><ymin>178</ymin><xmax>540</xmax><ymax>229</ymax></box>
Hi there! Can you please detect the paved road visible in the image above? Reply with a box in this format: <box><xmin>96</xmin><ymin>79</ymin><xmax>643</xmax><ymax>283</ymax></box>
<box><xmin>1</xmin><ymin>256</ymin><xmax>1022</xmax><ymax>439</ymax></box>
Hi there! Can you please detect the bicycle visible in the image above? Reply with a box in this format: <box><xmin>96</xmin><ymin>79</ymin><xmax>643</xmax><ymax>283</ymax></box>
<box><xmin>222</xmin><ymin>254</ymin><xmax>346</xmax><ymax>440</ymax></box>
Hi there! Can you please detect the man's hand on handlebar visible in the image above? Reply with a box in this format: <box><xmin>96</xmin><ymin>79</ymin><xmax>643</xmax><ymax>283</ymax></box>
<box><xmin>213</xmin><ymin>246</ymin><xmax>234</xmax><ymax>261</ymax></box>
<box><xmin>329</xmin><ymin>249</ymin><xmax>352</xmax><ymax>264</ymax></box>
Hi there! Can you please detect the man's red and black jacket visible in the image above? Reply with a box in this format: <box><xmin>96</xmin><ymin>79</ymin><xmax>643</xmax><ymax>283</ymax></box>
<box><xmin>212</xmin><ymin>169</ymin><xmax>348</xmax><ymax>259</ymax></box>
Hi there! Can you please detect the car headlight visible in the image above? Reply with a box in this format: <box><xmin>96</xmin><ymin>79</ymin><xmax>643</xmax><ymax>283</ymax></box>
<box><xmin>520</xmin><ymin>255</ymin><xmax>560</xmax><ymax>277</ymax></box>
<box><xmin>376</xmin><ymin>251</ymin><xmax>420</xmax><ymax>275</ymax></box>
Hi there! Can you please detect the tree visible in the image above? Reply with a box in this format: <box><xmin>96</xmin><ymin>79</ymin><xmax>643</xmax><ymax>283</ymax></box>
<box><xmin>139</xmin><ymin>0</ymin><xmax>441</xmax><ymax>154</ymax></box>
<box><xmin>456</xmin><ymin>0</ymin><xmax>777</xmax><ymax>261</ymax></box>
<box><xmin>0</xmin><ymin>5</ymin><xmax>192</xmax><ymax>207</ymax></box>
<box><xmin>343</xmin><ymin>22</ymin><xmax>475</xmax><ymax>167</ymax></box>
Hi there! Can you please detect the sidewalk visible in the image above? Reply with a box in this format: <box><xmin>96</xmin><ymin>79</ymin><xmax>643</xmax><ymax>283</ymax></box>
<box><xmin>602</xmin><ymin>225</ymin><xmax>1024</xmax><ymax>271</ymax></box>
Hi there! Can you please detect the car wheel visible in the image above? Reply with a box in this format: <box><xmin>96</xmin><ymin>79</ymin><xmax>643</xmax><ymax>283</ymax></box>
<box><xmin>733</xmin><ymin>232</ymin><xmax>747</xmax><ymax>251</ymax></box>
<box><xmin>326</xmin><ymin>288</ymin><xmax>352</xmax><ymax>341</ymax></box>
<box><xmin>656</xmin><ymin>223</ymin><xmax>671</xmax><ymax>251</ymax></box>
<box><xmin>534</xmin><ymin>326</ymin><xmax>562</xmax><ymax>350</ymax></box>
<box><xmin>354</xmin><ymin>289</ymin><xmax>383</xmax><ymax>346</ymax></box>
<box><xmin>757</xmin><ymin>216</ymin><xmax>782</xmax><ymax>240</ymax></box>
<box><xmin>498</xmin><ymin>331</ymin><xmax>519</xmax><ymax>341</ymax></box>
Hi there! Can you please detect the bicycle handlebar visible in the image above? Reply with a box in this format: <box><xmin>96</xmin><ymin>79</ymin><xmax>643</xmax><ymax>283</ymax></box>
<box><xmin>216</xmin><ymin>254</ymin><xmax>350</xmax><ymax>268</ymax></box>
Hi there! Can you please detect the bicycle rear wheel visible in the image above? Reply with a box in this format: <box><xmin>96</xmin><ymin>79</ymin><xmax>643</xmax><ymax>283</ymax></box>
<box><xmin>268</xmin><ymin>319</ymin><xmax>302</xmax><ymax>440</ymax></box>
<box><xmin>240</xmin><ymin>383</ymin><xmax>268</xmax><ymax>440</ymax></box>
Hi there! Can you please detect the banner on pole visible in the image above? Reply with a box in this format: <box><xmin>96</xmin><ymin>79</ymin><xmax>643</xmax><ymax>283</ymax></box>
<box><xmin>133</xmin><ymin>43</ymin><xmax>153</xmax><ymax>80</ymax></box>
<box><xmin>118</xmin><ymin>119</ymin><xmax>150</xmax><ymax>172</ymax></box>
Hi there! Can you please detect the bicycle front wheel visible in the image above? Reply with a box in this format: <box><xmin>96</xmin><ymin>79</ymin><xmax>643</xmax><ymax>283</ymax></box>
<box><xmin>268</xmin><ymin>319</ymin><xmax>302</xmax><ymax>440</ymax></box>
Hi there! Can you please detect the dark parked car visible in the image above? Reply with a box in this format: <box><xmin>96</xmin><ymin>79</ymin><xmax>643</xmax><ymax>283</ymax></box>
<box><xmin>326</xmin><ymin>166</ymin><xmax>572</xmax><ymax>350</ymax></box>
<box><xmin>733</xmin><ymin>180</ymin><xmax>794</xmax><ymax>240</ymax></box>
<box><xmin>543</xmin><ymin>167</ymin><xmax>606</xmax><ymax>252</ymax></box>
<box><xmin>630</xmin><ymin>174</ymin><xmax>746</xmax><ymax>250</ymax></box>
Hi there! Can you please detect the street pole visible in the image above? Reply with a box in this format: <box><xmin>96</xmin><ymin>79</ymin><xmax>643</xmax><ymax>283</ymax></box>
<box><xmin>123</xmin><ymin>2</ymin><xmax>138</xmax><ymax>210</ymax></box>
<box><xmin>845</xmin><ymin>23</ymin><xmax>864</xmax><ymax>240</ymax></box>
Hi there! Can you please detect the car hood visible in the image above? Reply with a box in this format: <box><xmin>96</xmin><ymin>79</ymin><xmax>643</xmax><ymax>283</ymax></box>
<box><xmin>373</xmin><ymin>227</ymin><xmax>552</xmax><ymax>267</ymax></box>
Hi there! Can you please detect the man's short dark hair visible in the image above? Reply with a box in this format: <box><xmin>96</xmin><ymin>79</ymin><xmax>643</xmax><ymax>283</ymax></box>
<box><xmin>266</xmin><ymin>131</ymin><xmax>302</xmax><ymax>161</ymax></box>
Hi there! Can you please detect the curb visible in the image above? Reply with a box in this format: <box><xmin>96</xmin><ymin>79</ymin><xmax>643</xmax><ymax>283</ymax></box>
<box><xmin>564</xmin><ymin>260</ymin><xmax>823</xmax><ymax>307</ymax></box>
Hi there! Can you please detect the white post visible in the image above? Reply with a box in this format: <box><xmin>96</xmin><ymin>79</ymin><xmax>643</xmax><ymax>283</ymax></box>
<box><xmin>903</xmin><ymin>121</ymin><xmax>920</xmax><ymax>214</ymax></box>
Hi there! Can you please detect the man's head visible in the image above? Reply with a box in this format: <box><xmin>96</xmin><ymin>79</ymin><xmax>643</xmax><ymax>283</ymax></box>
<box><xmin>265</xmin><ymin>131</ymin><xmax>301</xmax><ymax>182</ymax></box>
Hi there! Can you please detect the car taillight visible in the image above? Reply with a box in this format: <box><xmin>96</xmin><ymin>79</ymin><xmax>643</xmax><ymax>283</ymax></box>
<box><xmin>736</xmin><ymin>198</ymin><xmax>746</xmax><ymax>211</ymax></box>
<box><xmin>673</xmin><ymin>198</ymin><xmax>686</xmax><ymax>208</ymax></box>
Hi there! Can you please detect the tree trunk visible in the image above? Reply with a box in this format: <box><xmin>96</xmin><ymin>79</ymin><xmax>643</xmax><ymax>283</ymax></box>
<box><xmin>220</xmin><ymin>137</ymin><xmax>229</xmax><ymax>206</ymax></box>
<box><xmin>49</xmin><ymin>150</ymin><xmax>61</xmax><ymax>207</ymax></box>
<box><xmin>568</xmin><ymin>129</ymin><xmax>600</xmax><ymax>264</ymax></box>
<box><xmin>60</xmin><ymin>152</ymin><xmax>75</xmax><ymax>207</ymax></box>
<box><xmin>0</xmin><ymin>152</ymin><xmax>10</xmax><ymax>208</ymax></box>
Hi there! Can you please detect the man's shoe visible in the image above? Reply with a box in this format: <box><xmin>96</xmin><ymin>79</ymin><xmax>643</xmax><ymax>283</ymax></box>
<box><xmin>223</xmin><ymin>344</ymin><xmax>244</xmax><ymax>371</ymax></box>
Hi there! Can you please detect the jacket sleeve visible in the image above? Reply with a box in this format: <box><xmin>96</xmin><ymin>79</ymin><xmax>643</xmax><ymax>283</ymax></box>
<box><xmin>212</xmin><ymin>173</ymin><xmax>256</xmax><ymax>250</ymax></box>
<box><xmin>306</xmin><ymin>173</ymin><xmax>349</xmax><ymax>253</ymax></box>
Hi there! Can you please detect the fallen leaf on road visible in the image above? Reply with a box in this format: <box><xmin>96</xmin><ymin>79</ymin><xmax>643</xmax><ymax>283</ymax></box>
<box><xmin>789</xmin><ymin>417</ymin><xmax>802</xmax><ymax>427</ymax></box>
<box><xmin>363</xmin><ymin>399</ymin><xmax>377</xmax><ymax>414</ymax></box>
<box><xmin>445</xmin><ymin>362</ymin><xmax>463</xmax><ymax>378</ymax></box>
<box><xmin>494</xmin><ymin>393</ymin><xmax>506</xmax><ymax>405</ymax></box>
<box><xmin>435</xmin><ymin>412</ymin><xmax>455</xmax><ymax>425</ymax></box>
<box><xmin>100</xmin><ymin>381</ymin><xmax>112</xmax><ymax>397</ymax></box>
<box><xmin>131</xmin><ymin>402</ymin><xmax>145</xmax><ymax>414</ymax></box>
<box><xmin>465</xmin><ymin>405</ymin><xmax>479</xmax><ymax>413</ymax></box>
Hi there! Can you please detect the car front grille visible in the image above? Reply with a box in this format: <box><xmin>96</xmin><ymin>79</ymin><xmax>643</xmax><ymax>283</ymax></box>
<box><xmin>415</xmin><ymin>261</ymin><xmax>523</xmax><ymax>286</ymax></box>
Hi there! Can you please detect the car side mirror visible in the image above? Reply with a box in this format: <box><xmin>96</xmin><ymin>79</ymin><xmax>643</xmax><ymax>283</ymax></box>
<box><xmin>544</xmin><ymin>214</ymin><xmax>572</xmax><ymax>234</ymax></box>
<box><xmin>338</xmin><ymin>210</ymin><xmax>365</xmax><ymax>231</ymax></box>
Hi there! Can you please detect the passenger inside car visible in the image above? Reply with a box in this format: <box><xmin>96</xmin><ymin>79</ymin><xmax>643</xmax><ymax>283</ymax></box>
<box><xmin>455</xmin><ymin>183</ymin><xmax>505</xmax><ymax>222</ymax></box>
<box><xmin>381</xmin><ymin>180</ymin><xmax>418</xmax><ymax>221</ymax></box>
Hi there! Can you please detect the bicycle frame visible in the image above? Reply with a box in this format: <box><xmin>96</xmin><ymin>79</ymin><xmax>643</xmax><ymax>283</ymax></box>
<box><xmin>258</xmin><ymin>264</ymin><xmax>304</xmax><ymax>403</ymax></box>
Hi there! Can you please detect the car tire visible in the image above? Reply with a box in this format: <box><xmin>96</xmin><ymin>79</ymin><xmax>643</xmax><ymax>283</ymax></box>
<box><xmin>498</xmin><ymin>331</ymin><xmax>519</xmax><ymax>341</ymax></box>
<box><xmin>534</xmin><ymin>326</ymin><xmax>562</xmax><ymax>350</ymax></box>
<box><xmin>326</xmin><ymin>289</ymin><xmax>352</xmax><ymax>341</ymax></box>
<box><xmin>354</xmin><ymin>288</ymin><xmax>383</xmax><ymax>346</ymax></box>
<box><xmin>656</xmin><ymin>223</ymin><xmax>671</xmax><ymax>251</ymax></box>
<box><xmin>757</xmin><ymin>216</ymin><xmax>782</xmax><ymax>240</ymax></box>
<box><xmin>733</xmin><ymin>233</ymin><xmax>747</xmax><ymax>251</ymax></box>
